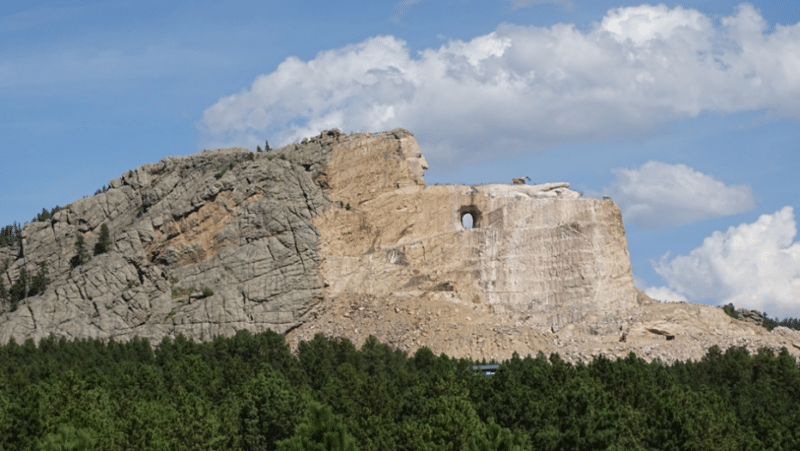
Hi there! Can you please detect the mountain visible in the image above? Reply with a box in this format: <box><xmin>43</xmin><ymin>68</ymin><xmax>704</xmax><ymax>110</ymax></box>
<box><xmin>2</xmin><ymin>128</ymin><xmax>798</xmax><ymax>363</ymax></box>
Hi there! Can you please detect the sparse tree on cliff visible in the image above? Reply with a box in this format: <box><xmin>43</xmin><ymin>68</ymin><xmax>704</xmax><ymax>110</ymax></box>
<box><xmin>71</xmin><ymin>235</ymin><xmax>91</xmax><ymax>269</ymax></box>
<box><xmin>0</xmin><ymin>276</ymin><xmax>7</xmax><ymax>309</ymax></box>
<box><xmin>8</xmin><ymin>267</ymin><xmax>28</xmax><ymax>311</ymax></box>
<box><xmin>27</xmin><ymin>262</ymin><xmax>49</xmax><ymax>297</ymax></box>
<box><xmin>94</xmin><ymin>224</ymin><xmax>111</xmax><ymax>256</ymax></box>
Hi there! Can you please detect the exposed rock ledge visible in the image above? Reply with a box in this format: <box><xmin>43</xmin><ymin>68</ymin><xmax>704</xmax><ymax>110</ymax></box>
<box><xmin>1</xmin><ymin>128</ymin><xmax>798</xmax><ymax>364</ymax></box>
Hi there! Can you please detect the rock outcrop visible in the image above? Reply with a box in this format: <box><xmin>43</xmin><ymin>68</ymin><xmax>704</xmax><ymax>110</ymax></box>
<box><xmin>1</xmin><ymin>128</ymin><xmax>799</xmax><ymax>364</ymax></box>
<box><xmin>0</xmin><ymin>131</ymin><xmax>340</xmax><ymax>343</ymax></box>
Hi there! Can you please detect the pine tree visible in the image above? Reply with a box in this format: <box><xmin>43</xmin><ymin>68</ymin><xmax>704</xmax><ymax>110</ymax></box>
<box><xmin>28</xmin><ymin>262</ymin><xmax>49</xmax><ymax>297</ymax></box>
<box><xmin>35</xmin><ymin>208</ymin><xmax>51</xmax><ymax>223</ymax></box>
<box><xmin>93</xmin><ymin>224</ymin><xmax>111</xmax><ymax>256</ymax></box>
<box><xmin>71</xmin><ymin>235</ymin><xmax>91</xmax><ymax>269</ymax></box>
<box><xmin>0</xmin><ymin>275</ymin><xmax>7</xmax><ymax>309</ymax></box>
<box><xmin>9</xmin><ymin>267</ymin><xmax>28</xmax><ymax>311</ymax></box>
<box><xmin>0</xmin><ymin>225</ymin><xmax>11</xmax><ymax>247</ymax></box>
<box><xmin>276</xmin><ymin>401</ymin><xmax>360</xmax><ymax>451</ymax></box>
<box><xmin>1</xmin><ymin>222</ymin><xmax>23</xmax><ymax>248</ymax></box>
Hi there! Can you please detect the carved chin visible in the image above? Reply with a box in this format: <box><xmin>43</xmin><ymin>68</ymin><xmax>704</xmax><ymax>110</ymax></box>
<box><xmin>407</xmin><ymin>158</ymin><xmax>428</xmax><ymax>183</ymax></box>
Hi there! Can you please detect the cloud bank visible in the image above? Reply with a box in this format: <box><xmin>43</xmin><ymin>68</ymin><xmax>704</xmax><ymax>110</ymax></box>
<box><xmin>200</xmin><ymin>3</ymin><xmax>800</xmax><ymax>163</ymax></box>
<box><xmin>648</xmin><ymin>207</ymin><xmax>800</xmax><ymax>319</ymax></box>
<box><xmin>602</xmin><ymin>161</ymin><xmax>755</xmax><ymax>229</ymax></box>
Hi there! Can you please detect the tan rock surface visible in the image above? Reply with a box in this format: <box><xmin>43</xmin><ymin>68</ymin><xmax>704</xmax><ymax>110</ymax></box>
<box><xmin>285</xmin><ymin>129</ymin><xmax>800</xmax><ymax>364</ymax></box>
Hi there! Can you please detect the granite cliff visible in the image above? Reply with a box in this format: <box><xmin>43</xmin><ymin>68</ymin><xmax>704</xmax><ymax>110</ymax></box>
<box><xmin>2</xmin><ymin>129</ymin><xmax>799</xmax><ymax>363</ymax></box>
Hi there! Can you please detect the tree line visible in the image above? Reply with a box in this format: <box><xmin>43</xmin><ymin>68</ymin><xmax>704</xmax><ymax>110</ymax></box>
<box><xmin>0</xmin><ymin>330</ymin><xmax>797</xmax><ymax>450</ymax></box>
<box><xmin>722</xmin><ymin>302</ymin><xmax>800</xmax><ymax>332</ymax></box>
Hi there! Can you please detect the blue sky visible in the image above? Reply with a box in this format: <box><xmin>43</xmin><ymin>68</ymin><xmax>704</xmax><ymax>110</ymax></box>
<box><xmin>2</xmin><ymin>0</ymin><xmax>800</xmax><ymax>318</ymax></box>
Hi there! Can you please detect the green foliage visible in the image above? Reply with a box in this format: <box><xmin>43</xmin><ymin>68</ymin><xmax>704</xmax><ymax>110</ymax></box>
<box><xmin>345</xmin><ymin>203</ymin><xmax>351</xmax><ymax>210</ymax></box>
<box><xmin>240</xmin><ymin>369</ymin><xmax>305</xmax><ymax>451</ymax></box>
<box><xmin>71</xmin><ymin>235</ymin><xmax>91</xmax><ymax>269</ymax></box>
<box><xmin>0</xmin><ymin>276</ymin><xmax>7</xmax><ymax>309</ymax></box>
<box><xmin>0</xmin><ymin>222</ymin><xmax>22</xmax><ymax>248</ymax></box>
<box><xmin>28</xmin><ymin>262</ymin><xmax>49</xmax><ymax>297</ymax></box>
<box><xmin>35</xmin><ymin>208</ymin><xmax>52</xmax><ymax>223</ymax></box>
<box><xmin>720</xmin><ymin>302</ymin><xmax>800</xmax><ymax>331</ymax></box>
<box><xmin>0</xmin><ymin>333</ymin><xmax>798</xmax><ymax>450</ymax></box>
<box><xmin>93</xmin><ymin>224</ymin><xmax>111</xmax><ymax>256</ymax></box>
<box><xmin>214</xmin><ymin>169</ymin><xmax>226</xmax><ymax>179</ymax></box>
<box><xmin>722</xmin><ymin>302</ymin><xmax>737</xmax><ymax>318</ymax></box>
<box><xmin>33</xmin><ymin>206</ymin><xmax>64</xmax><ymax>224</ymax></box>
<box><xmin>276</xmin><ymin>401</ymin><xmax>360</xmax><ymax>451</ymax></box>
<box><xmin>171</xmin><ymin>286</ymin><xmax>192</xmax><ymax>299</ymax></box>
<box><xmin>8</xmin><ymin>267</ymin><xmax>29</xmax><ymax>311</ymax></box>
<box><xmin>38</xmin><ymin>424</ymin><xmax>97</xmax><ymax>451</ymax></box>
<box><xmin>763</xmin><ymin>313</ymin><xmax>800</xmax><ymax>331</ymax></box>
<box><xmin>200</xmin><ymin>287</ymin><xmax>214</xmax><ymax>298</ymax></box>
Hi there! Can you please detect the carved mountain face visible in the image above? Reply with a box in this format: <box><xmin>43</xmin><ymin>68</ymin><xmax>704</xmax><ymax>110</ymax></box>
<box><xmin>2</xmin><ymin>128</ymin><xmax>798</xmax><ymax>364</ymax></box>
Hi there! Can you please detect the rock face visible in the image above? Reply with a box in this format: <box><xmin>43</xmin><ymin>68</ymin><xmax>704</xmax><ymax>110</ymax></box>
<box><xmin>312</xmin><ymin>134</ymin><xmax>637</xmax><ymax>329</ymax></box>
<box><xmin>1</xmin><ymin>128</ymin><xmax>799</xmax><ymax>364</ymax></box>
<box><xmin>0</xmin><ymin>130</ymin><xmax>341</xmax><ymax>343</ymax></box>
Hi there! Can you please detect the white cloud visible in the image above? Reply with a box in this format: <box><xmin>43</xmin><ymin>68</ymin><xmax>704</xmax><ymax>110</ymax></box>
<box><xmin>644</xmin><ymin>285</ymin><xmax>689</xmax><ymax>303</ymax></box>
<box><xmin>650</xmin><ymin>207</ymin><xmax>800</xmax><ymax>319</ymax></box>
<box><xmin>600</xmin><ymin>3</ymin><xmax>711</xmax><ymax>46</ymax></box>
<box><xmin>200</xmin><ymin>3</ymin><xmax>800</xmax><ymax>163</ymax></box>
<box><xmin>635</xmin><ymin>275</ymin><xmax>688</xmax><ymax>302</ymax></box>
<box><xmin>602</xmin><ymin>161</ymin><xmax>755</xmax><ymax>229</ymax></box>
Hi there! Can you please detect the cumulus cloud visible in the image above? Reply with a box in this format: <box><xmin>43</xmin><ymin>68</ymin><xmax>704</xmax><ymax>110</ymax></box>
<box><xmin>635</xmin><ymin>275</ymin><xmax>688</xmax><ymax>302</ymax></box>
<box><xmin>643</xmin><ymin>285</ymin><xmax>689</xmax><ymax>303</ymax></box>
<box><xmin>200</xmin><ymin>3</ymin><xmax>800</xmax><ymax>162</ymax></box>
<box><xmin>648</xmin><ymin>207</ymin><xmax>800</xmax><ymax>319</ymax></box>
<box><xmin>602</xmin><ymin>161</ymin><xmax>755</xmax><ymax>229</ymax></box>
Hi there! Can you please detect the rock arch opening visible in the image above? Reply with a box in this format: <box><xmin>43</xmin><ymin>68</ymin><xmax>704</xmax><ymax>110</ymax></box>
<box><xmin>459</xmin><ymin>205</ymin><xmax>480</xmax><ymax>230</ymax></box>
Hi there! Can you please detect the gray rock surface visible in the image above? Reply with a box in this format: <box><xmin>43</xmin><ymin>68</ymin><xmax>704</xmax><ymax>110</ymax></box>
<box><xmin>736</xmin><ymin>309</ymin><xmax>765</xmax><ymax>326</ymax></box>
<box><xmin>0</xmin><ymin>130</ymin><xmax>347</xmax><ymax>344</ymax></box>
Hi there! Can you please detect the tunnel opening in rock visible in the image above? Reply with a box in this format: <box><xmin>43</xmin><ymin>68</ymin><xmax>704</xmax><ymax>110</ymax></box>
<box><xmin>459</xmin><ymin>206</ymin><xmax>480</xmax><ymax>229</ymax></box>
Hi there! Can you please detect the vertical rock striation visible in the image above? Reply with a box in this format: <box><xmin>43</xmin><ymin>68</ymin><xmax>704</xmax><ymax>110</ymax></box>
<box><xmin>311</xmin><ymin>131</ymin><xmax>638</xmax><ymax>334</ymax></box>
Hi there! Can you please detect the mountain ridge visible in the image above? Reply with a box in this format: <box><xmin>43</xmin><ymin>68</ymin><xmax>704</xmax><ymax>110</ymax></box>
<box><xmin>1</xmin><ymin>128</ymin><xmax>798</xmax><ymax>363</ymax></box>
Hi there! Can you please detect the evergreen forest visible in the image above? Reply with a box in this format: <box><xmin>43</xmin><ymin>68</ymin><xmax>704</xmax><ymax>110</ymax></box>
<box><xmin>0</xmin><ymin>331</ymin><xmax>798</xmax><ymax>450</ymax></box>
